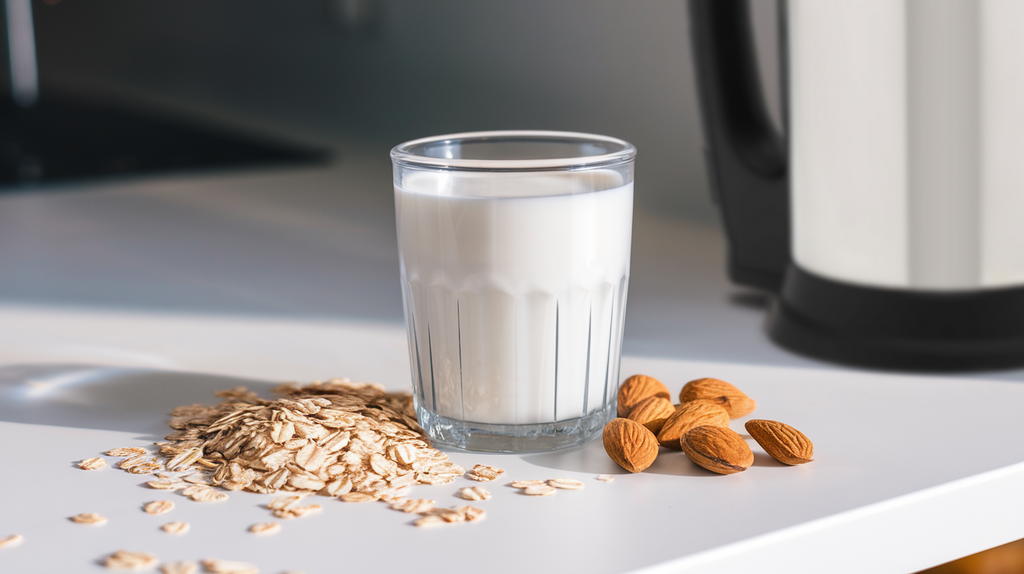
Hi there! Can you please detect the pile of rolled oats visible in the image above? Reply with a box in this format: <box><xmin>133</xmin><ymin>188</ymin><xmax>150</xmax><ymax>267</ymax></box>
<box><xmin>61</xmin><ymin>379</ymin><xmax>609</xmax><ymax>572</ymax></box>
<box><xmin>154</xmin><ymin>379</ymin><xmax>464</xmax><ymax>502</ymax></box>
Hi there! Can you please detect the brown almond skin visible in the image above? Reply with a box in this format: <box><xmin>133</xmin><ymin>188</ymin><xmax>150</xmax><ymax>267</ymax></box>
<box><xmin>745</xmin><ymin>419</ymin><xmax>814</xmax><ymax>465</ymax></box>
<box><xmin>602</xmin><ymin>418</ymin><xmax>659</xmax><ymax>473</ymax></box>
<box><xmin>681</xmin><ymin>425</ymin><xmax>753</xmax><ymax>474</ymax></box>
<box><xmin>656</xmin><ymin>400</ymin><xmax>730</xmax><ymax>449</ymax></box>
<box><xmin>617</xmin><ymin>375</ymin><xmax>671</xmax><ymax>417</ymax></box>
<box><xmin>679</xmin><ymin>378</ymin><xmax>756</xmax><ymax>419</ymax></box>
<box><xmin>643</xmin><ymin>418</ymin><xmax>670</xmax><ymax>435</ymax></box>
<box><xmin>627</xmin><ymin>396</ymin><xmax>676</xmax><ymax>435</ymax></box>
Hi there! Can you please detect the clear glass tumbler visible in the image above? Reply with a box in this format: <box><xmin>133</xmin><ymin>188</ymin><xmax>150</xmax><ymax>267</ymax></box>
<box><xmin>391</xmin><ymin>131</ymin><xmax>636</xmax><ymax>452</ymax></box>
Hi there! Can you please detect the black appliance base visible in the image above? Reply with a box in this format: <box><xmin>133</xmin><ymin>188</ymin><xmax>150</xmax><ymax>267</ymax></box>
<box><xmin>768</xmin><ymin>264</ymin><xmax>1024</xmax><ymax>371</ymax></box>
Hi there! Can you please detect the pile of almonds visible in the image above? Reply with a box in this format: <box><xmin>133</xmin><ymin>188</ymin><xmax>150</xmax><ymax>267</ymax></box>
<box><xmin>604</xmin><ymin>375</ymin><xmax>813</xmax><ymax>474</ymax></box>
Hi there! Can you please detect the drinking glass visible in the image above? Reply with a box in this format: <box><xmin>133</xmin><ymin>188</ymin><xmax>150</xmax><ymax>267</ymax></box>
<box><xmin>391</xmin><ymin>131</ymin><xmax>636</xmax><ymax>452</ymax></box>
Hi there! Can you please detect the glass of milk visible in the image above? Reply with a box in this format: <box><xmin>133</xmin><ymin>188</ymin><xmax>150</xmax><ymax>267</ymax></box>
<box><xmin>391</xmin><ymin>131</ymin><xmax>635</xmax><ymax>452</ymax></box>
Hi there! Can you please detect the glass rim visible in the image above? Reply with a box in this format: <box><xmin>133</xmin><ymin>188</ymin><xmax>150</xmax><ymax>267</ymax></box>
<box><xmin>390</xmin><ymin>130</ymin><xmax>637</xmax><ymax>172</ymax></box>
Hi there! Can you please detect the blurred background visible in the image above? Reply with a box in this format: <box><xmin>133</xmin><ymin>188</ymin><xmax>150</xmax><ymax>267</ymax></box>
<box><xmin>2</xmin><ymin>0</ymin><xmax>835</xmax><ymax>372</ymax></box>
<box><xmin>4</xmin><ymin>0</ymin><xmax>783</xmax><ymax>220</ymax></box>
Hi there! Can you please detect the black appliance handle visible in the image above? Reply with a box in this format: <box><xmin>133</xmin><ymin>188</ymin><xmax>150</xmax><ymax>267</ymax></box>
<box><xmin>689</xmin><ymin>0</ymin><xmax>790</xmax><ymax>292</ymax></box>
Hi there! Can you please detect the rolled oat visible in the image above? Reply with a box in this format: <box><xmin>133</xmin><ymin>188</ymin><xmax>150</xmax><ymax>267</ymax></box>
<box><xmin>413</xmin><ymin>515</ymin><xmax>446</xmax><ymax>528</ymax></box>
<box><xmin>200</xmin><ymin>558</ymin><xmax>258</xmax><ymax>574</ymax></box>
<box><xmin>457</xmin><ymin>505</ymin><xmax>486</xmax><ymax>522</ymax></box>
<box><xmin>457</xmin><ymin>486</ymin><xmax>491</xmax><ymax>501</ymax></box>
<box><xmin>548</xmin><ymin>478</ymin><xmax>585</xmax><ymax>490</ymax></box>
<box><xmin>147</xmin><ymin>479</ymin><xmax>187</xmax><ymax>490</ymax></box>
<box><xmin>162</xmin><ymin>522</ymin><xmax>190</xmax><ymax>535</ymax></box>
<box><xmin>523</xmin><ymin>485</ymin><xmax>556</xmax><ymax>496</ymax></box>
<box><xmin>103</xmin><ymin>550</ymin><xmax>158</xmax><ymax>570</ymax></box>
<box><xmin>508</xmin><ymin>480</ymin><xmax>546</xmax><ymax>489</ymax></box>
<box><xmin>144</xmin><ymin>500</ymin><xmax>175</xmax><ymax>515</ymax></box>
<box><xmin>161</xmin><ymin>562</ymin><xmax>198</xmax><ymax>574</ymax></box>
<box><xmin>339</xmin><ymin>492</ymin><xmax>377</xmax><ymax>503</ymax></box>
<box><xmin>465</xmin><ymin>464</ymin><xmax>504</xmax><ymax>482</ymax></box>
<box><xmin>70</xmin><ymin>513</ymin><xmax>108</xmax><ymax>525</ymax></box>
<box><xmin>78</xmin><ymin>458</ymin><xmax>107</xmax><ymax>470</ymax></box>
<box><xmin>248</xmin><ymin>522</ymin><xmax>281</xmax><ymax>536</ymax></box>
<box><xmin>272</xmin><ymin>504</ymin><xmax>321</xmax><ymax>519</ymax></box>
<box><xmin>189</xmin><ymin>488</ymin><xmax>228</xmax><ymax>503</ymax></box>
<box><xmin>107</xmin><ymin>447</ymin><xmax>148</xmax><ymax>457</ymax></box>
<box><xmin>389</xmin><ymin>498</ymin><xmax>435</xmax><ymax>514</ymax></box>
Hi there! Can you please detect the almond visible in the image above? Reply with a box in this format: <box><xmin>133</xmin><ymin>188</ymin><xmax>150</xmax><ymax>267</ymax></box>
<box><xmin>681</xmin><ymin>425</ymin><xmax>753</xmax><ymax>474</ymax></box>
<box><xmin>745</xmin><ymin>419</ymin><xmax>814</xmax><ymax>465</ymax></box>
<box><xmin>626</xmin><ymin>396</ymin><xmax>675</xmax><ymax>434</ymax></box>
<box><xmin>656</xmin><ymin>400</ymin><xmax>730</xmax><ymax>449</ymax></box>
<box><xmin>602</xmin><ymin>418</ymin><xmax>659</xmax><ymax>473</ymax></box>
<box><xmin>679</xmin><ymin>378</ymin><xmax>756</xmax><ymax>418</ymax></box>
<box><xmin>617</xmin><ymin>375</ymin><xmax>671</xmax><ymax>417</ymax></box>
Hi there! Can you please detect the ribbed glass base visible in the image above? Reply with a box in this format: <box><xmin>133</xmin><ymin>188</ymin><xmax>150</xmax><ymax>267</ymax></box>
<box><xmin>417</xmin><ymin>403</ymin><xmax>614</xmax><ymax>453</ymax></box>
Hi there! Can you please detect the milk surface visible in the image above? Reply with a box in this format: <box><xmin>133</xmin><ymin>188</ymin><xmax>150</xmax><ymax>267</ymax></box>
<box><xmin>395</xmin><ymin>170</ymin><xmax>633</xmax><ymax>425</ymax></box>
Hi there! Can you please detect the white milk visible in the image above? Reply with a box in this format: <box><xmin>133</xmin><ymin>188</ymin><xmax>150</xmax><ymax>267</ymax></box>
<box><xmin>395</xmin><ymin>170</ymin><xmax>633</xmax><ymax>425</ymax></box>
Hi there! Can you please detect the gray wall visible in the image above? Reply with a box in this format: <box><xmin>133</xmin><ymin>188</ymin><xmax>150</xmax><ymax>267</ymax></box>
<box><xmin>29</xmin><ymin>0</ymin><xmax>781</xmax><ymax>221</ymax></box>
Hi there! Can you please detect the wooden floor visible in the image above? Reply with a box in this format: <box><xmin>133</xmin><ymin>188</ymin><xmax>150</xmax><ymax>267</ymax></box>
<box><xmin>921</xmin><ymin>539</ymin><xmax>1024</xmax><ymax>574</ymax></box>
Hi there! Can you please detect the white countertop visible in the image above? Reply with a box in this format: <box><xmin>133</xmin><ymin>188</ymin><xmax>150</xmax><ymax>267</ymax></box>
<box><xmin>2</xmin><ymin>142</ymin><xmax>1024</xmax><ymax>573</ymax></box>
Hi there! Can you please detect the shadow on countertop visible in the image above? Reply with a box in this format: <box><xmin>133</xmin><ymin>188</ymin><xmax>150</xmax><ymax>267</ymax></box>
<box><xmin>0</xmin><ymin>363</ymin><xmax>279</xmax><ymax>438</ymax></box>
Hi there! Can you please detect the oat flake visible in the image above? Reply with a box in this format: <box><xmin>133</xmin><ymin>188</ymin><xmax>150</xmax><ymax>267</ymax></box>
<box><xmin>147</xmin><ymin>479</ymin><xmax>186</xmax><ymax>490</ymax></box>
<box><xmin>266</xmin><ymin>494</ymin><xmax>308</xmax><ymax>511</ymax></box>
<box><xmin>457</xmin><ymin>505</ymin><xmax>486</xmax><ymax>522</ymax></box>
<box><xmin>190</xmin><ymin>488</ymin><xmax>228</xmax><ymax>503</ymax></box>
<box><xmin>457</xmin><ymin>486</ymin><xmax>491</xmax><ymax>501</ymax></box>
<box><xmin>390</xmin><ymin>498</ymin><xmax>435</xmax><ymax>514</ymax></box>
<box><xmin>465</xmin><ymin>464</ymin><xmax>504</xmax><ymax>482</ymax></box>
<box><xmin>107</xmin><ymin>447</ymin><xmax>148</xmax><ymax>457</ymax></box>
<box><xmin>144</xmin><ymin>500</ymin><xmax>175</xmax><ymax>515</ymax></box>
<box><xmin>421</xmin><ymin>507</ymin><xmax>465</xmax><ymax>523</ymax></box>
<box><xmin>272</xmin><ymin>504</ymin><xmax>322</xmax><ymax>519</ymax></box>
<box><xmin>70</xmin><ymin>513</ymin><xmax>108</xmax><ymax>525</ymax></box>
<box><xmin>161</xmin><ymin>561</ymin><xmax>198</xmax><ymax>574</ymax></box>
<box><xmin>200</xmin><ymin>558</ymin><xmax>259</xmax><ymax>574</ymax></box>
<box><xmin>548</xmin><ymin>478</ymin><xmax>585</xmax><ymax>490</ymax></box>
<box><xmin>103</xmin><ymin>549</ymin><xmax>158</xmax><ymax>570</ymax></box>
<box><xmin>339</xmin><ymin>492</ymin><xmax>378</xmax><ymax>503</ymax></box>
<box><xmin>78</xmin><ymin>457</ymin><xmax>107</xmax><ymax>470</ymax></box>
<box><xmin>248</xmin><ymin>522</ymin><xmax>281</xmax><ymax>536</ymax></box>
<box><xmin>523</xmin><ymin>485</ymin><xmax>556</xmax><ymax>496</ymax></box>
<box><xmin>162</xmin><ymin>522</ymin><xmax>190</xmax><ymax>535</ymax></box>
<box><xmin>508</xmin><ymin>480</ymin><xmax>546</xmax><ymax>489</ymax></box>
<box><xmin>413</xmin><ymin>515</ymin><xmax>447</xmax><ymax>528</ymax></box>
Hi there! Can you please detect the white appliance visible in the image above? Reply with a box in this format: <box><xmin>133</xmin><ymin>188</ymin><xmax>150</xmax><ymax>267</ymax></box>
<box><xmin>691</xmin><ymin>0</ymin><xmax>1024</xmax><ymax>369</ymax></box>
